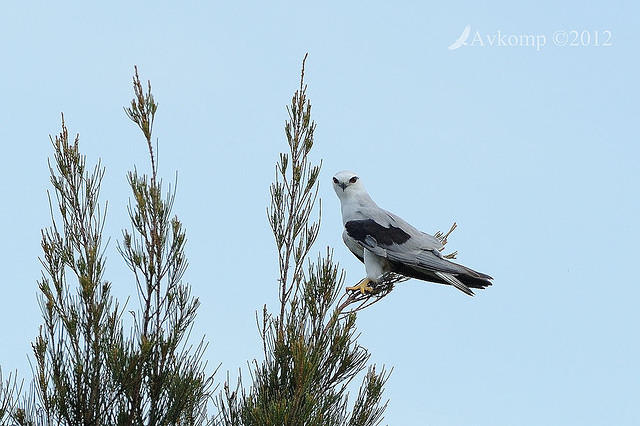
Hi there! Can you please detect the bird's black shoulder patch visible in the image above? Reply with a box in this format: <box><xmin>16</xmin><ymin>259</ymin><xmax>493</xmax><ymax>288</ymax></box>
<box><xmin>345</xmin><ymin>219</ymin><xmax>411</xmax><ymax>246</ymax></box>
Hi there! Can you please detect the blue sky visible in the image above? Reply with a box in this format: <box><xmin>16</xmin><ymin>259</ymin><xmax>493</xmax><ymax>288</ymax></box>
<box><xmin>1</xmin><ymin>1</ymin><xmax>638</xmax><ymax>424</ymax></box>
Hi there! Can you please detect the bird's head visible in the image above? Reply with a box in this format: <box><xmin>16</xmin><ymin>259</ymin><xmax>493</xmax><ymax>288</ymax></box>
<box><xmin>332</xmin><ymin>170</ymin><xmax>365</xmax><ymax>200</ymax></box>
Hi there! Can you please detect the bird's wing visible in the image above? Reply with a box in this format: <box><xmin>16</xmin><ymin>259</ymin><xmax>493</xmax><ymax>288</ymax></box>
<box><xmin>342</xmin><ymin>230</ymin><xmax>364</xmax><ymax>261</ymax></box>
<box><xmin>345</xmin><ymin>217</ymin><xmax>482</xmax><ymax>295</ymax></box>
<box><xmin>383</xmin><ymin>209</ymin><xmax>443</xmax><ymax>250</ymax></box>
<box><xmin>344</xmin><ymin>208</ymin><xmax>468</xmax><ymax>277</ymax></box>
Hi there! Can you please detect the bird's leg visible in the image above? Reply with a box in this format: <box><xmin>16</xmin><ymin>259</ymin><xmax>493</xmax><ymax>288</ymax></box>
<box><xmin>346</xmin><ymin>278</ymin><xmax>374</xmax><ymax>294</ymax></box>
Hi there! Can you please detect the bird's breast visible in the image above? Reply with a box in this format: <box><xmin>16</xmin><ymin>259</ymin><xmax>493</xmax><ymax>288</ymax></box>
<box><xmin>340</xmin><ymin>202</ymin><xmax>369</xmax><ymax>225</ymax></box>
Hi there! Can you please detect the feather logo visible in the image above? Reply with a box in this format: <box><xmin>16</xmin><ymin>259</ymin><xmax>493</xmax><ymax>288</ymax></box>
<box><xmin>448</xmin><ymin>25</ymin><xmax>471</xmax><ymax>50</ymax></box>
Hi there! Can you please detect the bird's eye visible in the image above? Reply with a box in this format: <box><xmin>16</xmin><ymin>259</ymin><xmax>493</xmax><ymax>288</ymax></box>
<box><xmin>332</xmin><ymin>177</ymin><xmax>339</xmax><ymax>184</ymax></box>
<box><xmin>349</xmin><ymin>176</ymin><xmax>358</xmax><ymax>184</ymax></box>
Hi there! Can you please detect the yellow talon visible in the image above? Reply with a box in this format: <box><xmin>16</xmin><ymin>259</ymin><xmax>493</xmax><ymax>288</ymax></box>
<box><xmin>346</xmin><ymin>278</ymin><xmax>374</xmax><ymax>294</ymax></box>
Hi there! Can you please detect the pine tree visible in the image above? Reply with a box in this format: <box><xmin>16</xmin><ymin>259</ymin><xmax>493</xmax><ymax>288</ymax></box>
<box><xmin>111</xmin><ymin>66</ymin><xmax>216</xmax><ymax>425</ymax></box>
<box><xmin>2</xmin><ymin>58</ymin><xmax>395</xmax><ymax>426</ymax></box>
<box><xmin>10</xmin><ymin>68</ymin><xmax>215</xmax><ymax>425</ymax></box>
<box><xmin>0</xmin><ymin>368</ymin><xmax>21</xmax><ymax>424</ymax></box>
<box><xmin>26</xmin><ymin>115</ymin><xmax>122</xmax><ymax>425</ymax></box>
<box><xmin>217</xmin><ymin>55</ymin><xmax>390</xmax><ymax>426</ymax></box>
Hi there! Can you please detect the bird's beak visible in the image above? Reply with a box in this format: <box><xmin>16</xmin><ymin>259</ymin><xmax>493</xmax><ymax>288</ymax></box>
<box><xmin>339</xmin><ymin>183</ymin><xmax>347</xmax><ymax>191</ymax></box>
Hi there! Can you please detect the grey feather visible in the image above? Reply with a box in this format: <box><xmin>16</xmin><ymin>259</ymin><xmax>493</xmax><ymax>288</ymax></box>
<box><xmin>435</xmin><ymin>272</ymin><xmax>475</xmax><ymax>296</ymax></box>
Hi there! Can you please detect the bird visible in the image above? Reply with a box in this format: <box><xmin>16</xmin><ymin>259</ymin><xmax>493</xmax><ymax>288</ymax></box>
<box><xmin>332</xmin><ymin>170</ymin><xmax>492</xmax><ymax>296</ymax></box>
<box><xmin>448</xmin><ymin>24</ymin><xmax>471</xmax><ymax>50</ymax></box>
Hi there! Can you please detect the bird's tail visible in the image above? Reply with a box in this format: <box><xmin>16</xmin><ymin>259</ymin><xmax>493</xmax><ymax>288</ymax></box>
<box><xmin>435</xmin><ymin>272</ymin><xmax>476</xmax><ymax>296</ymax></box>
<box><xmin>451</xmin><ymin>263</ymin><xmax>493</xmax><ymax>291</ymax></box>
<box><xmin>408</xmin><ymin>261</ymin><xmax>492</xmax><ymax>296</ymax></box>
